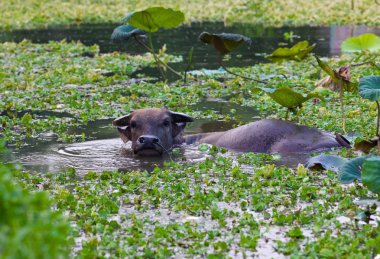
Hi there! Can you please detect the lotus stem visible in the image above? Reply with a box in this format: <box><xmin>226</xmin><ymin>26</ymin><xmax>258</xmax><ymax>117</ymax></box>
<box><xmin>134</xmin><ymin>35</ymin><xmax>183</xmax><ymax>79</ymax></box>
<box><xmin>376</xmin><ymin>100</ymin><xmax>380</xmax><ymax>137</ymax></box>
<box><xmin>219</xmin><ymin>59</ymin><xmax>267</xmax><ymax>84</ymax></box>
<box><xmin>351</xmin><ymin>61</ymin><xmax>380</xmax><ymax>70</ymax></box>
<box><xmin>147</xmin><ymin>33</ymin><xmax>166</xmax><ymax>79</ymax></box>
<box><xmin>339</xmin><ymin>79</ymin><xmax>346</xmax><ymax>133</ymax></box>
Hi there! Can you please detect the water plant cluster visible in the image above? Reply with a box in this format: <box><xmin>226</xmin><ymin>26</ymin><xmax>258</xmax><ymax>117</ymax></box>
<box><xmin>1</xmin><ymin>4</ymin><xmax>380</xmax><ymax>258</ymax></box>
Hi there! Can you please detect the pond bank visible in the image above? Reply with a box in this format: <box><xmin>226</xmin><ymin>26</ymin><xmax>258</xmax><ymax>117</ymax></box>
<box><xmin>1</xmin><ymin>0</ymin><xmax>380</xmax><ymax>30</ymax></box>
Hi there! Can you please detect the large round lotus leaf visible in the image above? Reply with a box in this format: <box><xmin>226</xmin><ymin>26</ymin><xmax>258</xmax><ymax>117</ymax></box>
<box><xmin>260</xmin><ymin>87</ymin><xmax>324</xmax><ymax>109</ymax></box>
<box><xmin>124</xmin><ymin>7</ymin><xmax>185</xmax><ymax>32</ymax></box>
<box><xmin>111</xmin><ymin>25</ymin><xmax>146</xmax><ymax>42</ymax></box>
<box><xmin>359</xmin><ymin>76</ymin><xmax>380</xmax><ymax>101</ymax></box>
<box><xmin>338</xmin><ymin>156</ymin><xmax>368</xmax><ymax>184</ymax></box>
<box><xmin>341</xmin><ymin>33</ymin><xmax>380</xmax><ymax>53</ymax></box>
<box><xmin>199</xmin><ymin>32</ymin><xmax>252</xmax><ymax>54</ymax></box>
<box><xmin>267</xmin><ymin>41</ymin><xmax>315</xmax><ymax>61</ymax></box>
<box><xmin>362</xmin><ymin>156</ymin><xmax>380</xmax><ymax>194</ymax></box>
<box><xmin>305</xmin><ymin>154</ymin><xmax>348</xmax><ymax>172</ymax></box>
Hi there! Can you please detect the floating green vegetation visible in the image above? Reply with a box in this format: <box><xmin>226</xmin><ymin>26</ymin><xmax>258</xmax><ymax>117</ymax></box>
<box><xmin>1</xmin><ymin>0</ymin><xmax>380</xmax><ymax>30</ymax></box>
<box><xmin>12</xmin><ymin>148</ymin><xmax>380</xmax><ymax>257</ymax></box>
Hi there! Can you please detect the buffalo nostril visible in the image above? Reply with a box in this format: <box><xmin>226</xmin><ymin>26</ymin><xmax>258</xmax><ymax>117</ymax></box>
<box><xmin>138</xmin><ymin>137</ymin><xmax>145</xmax><ymax>143</ymax></box>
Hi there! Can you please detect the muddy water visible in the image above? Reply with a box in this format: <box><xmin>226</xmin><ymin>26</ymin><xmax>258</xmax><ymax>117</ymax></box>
<box><xmin>4</xmin><ymin>100</ymin><xmax>315</xmax><ymax>174</ymax></box>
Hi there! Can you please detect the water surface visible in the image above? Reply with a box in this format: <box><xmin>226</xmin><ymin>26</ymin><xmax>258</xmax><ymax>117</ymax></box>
<box><xmin>1</xmin><ymin>23</ymin><xmax>379</xmax><ymax>73</ymax></box>
<box><xmin>3</xmin><ymin>100</ymin><xmax>315</xmax><ymax>174</ymax></box>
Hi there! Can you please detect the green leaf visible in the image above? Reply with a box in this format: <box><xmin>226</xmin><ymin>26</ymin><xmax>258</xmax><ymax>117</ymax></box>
<box><xmin>111</xmin><ymin>25</ymin><xmax>146</xmax><ymax>42</ymax></box>
<box><xmin>259</xmin><ymin>86</ymin><xmax>325</xmax><ymax>109</ymax></box>
<box><xmin>315</xmin><ymin>56</ymin><xmax>339</xmax><ymax>82</ymax></box>
<box><xmin>362</xmin><ymin>156</ymin><xmax>380</xmax><ymax>194</ymax></box>
<box><xmin>124</xmin><ymin>7</ymin><xmax>185</xmax><ymax>32</ymax></box>
<box><xmin>267</xmin><ymin>41</ymin><xmax>315</xmax><ymax>61</ymax></box>
<box><xmin>359</xmin><ymin>76</ymin><xmax>380</xmax><ymax>101</ymax></box>
<box><xmin>341</xmin><ymin>33</ymin><xmax>380</xmax><ymax>53</ymax></box>
<box><xmin>199</xmin><ymin>32</ymin><xmax>252</xmax><ymax>54</ymax></box>
<box><xmin>287</xmin><ymin>226</ymin><xmax>304</xmax><ymax>239</ymax></box>
<box><xmin>338</xmin><ymin>156</ymin><xmax>368</xmax><ymax>184</ymax></box>
<box><xmin>305</xmin><ymin>154</ymin><xmax>348</xmax><ymax>172</ymax></box>
<box><xmin>21</xmin><ymin>113</ymin><xmax>33</xmax><ymax>126</ymax></box>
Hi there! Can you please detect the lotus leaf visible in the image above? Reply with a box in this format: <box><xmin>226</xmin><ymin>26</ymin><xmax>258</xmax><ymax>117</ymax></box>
<box><xmin>259</xmin><ymin>87</ymin><xmax>324</xmax><ymax>109</ymax></box>
<box><xmin>124</xmin><ymin>7</ymin><xmax>185</xmax><ymax>32</ymax></box>
<box><xmin>305</xmin><ymin>154</ymin><xmax>348</xmax><ymax>172</ymax></box>
<box><xmin>267</xmin><ymin>41</ymin><xmax>315</xmax><ymax>61</ymax></box>
<box><xmin>341</xmin><ymin>33</ymin><xmax>380</xmax><ymax>53</ymax></box>
<box><xmin>362</xmin><ymin>156</ymin><xmax>380</xmax><ymax>194</ymax></box>
<box><xmin>199</xmin><ymin>32</ymin><xmax>252</xmax><ymax>54</ymax></box>
<box><xmin>359</xmin><ymin>76</ymin><xmax>380</xmax><ymax>102</ymax></box>
<box><xmin>111</xmin><ymin>25</ymin><xmax>146</xmax><ymax>42</ymax></box>
<box><xmin>338</xmin><ymin>156</ymin><xmax>369</xmax><ymax>184</ymax></box>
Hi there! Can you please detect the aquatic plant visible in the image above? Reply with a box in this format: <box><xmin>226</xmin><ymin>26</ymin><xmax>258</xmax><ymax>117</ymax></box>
<box><xmin>253</xmin><ymin>86</ymin><xmax>324</xmax><ymax>119</ymax></box>
<box><xmin>315</xmin><ymin>56</ymin><xmax>351</xmax><ymax>132</ymax></box>
<box><xmin>267</xmin><ymin>40</ymin><xmax>315</xmax><ymax>62</ymax></box>
<box><xmin>113</xmin><ymin>7</ymin><xmax>185</xmax><ymax>80</ymax></box>
<box><xmin>341</xmin><ymin>33</ymin><xmax>380</xmax><ymax>53</ymax></box>
<box><xmin>306</xmin><ymin>154</ymin><xmax>380</xmax><ymax>195</ymax></box>
<box><xmin>183</xmin><ymin>47</ymin><xmax>194</xmax><ymax>83</ymax></box>
<box><xmin>356</xmin><ymin>76</ymin><xmax>380</xmax><ymax>153</ymax></box>
<box><xmin>199</xmin><ymin>32</ymin><xmax>266</xmax><ymax>83</ymax></box>
<box><xmin>359</xmin><ymin>76</ymin><xmax>380</xmax><ymax>136</ymax></box>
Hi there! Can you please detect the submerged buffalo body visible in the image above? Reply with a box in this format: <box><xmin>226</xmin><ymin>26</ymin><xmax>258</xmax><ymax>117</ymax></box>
<box><xmin>113</xmin><ymin>108</ymin><xmax>350</xmax><ymax>156</ymax></box>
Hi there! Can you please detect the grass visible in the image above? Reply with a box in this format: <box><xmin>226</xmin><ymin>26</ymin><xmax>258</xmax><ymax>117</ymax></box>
<box><xmin>1</xmin><ymin>0</ymin><xmax>380</xmax><ymax>30</ymax></box>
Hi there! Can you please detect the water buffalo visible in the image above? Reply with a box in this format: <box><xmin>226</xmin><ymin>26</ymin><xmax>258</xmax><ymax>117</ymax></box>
<box><xmin>113</xmin><ymin>108</ymin><xmax>350</xmax><ymax>156</ymax></box>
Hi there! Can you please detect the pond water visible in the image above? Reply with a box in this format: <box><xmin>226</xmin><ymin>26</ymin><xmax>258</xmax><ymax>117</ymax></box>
<box><xmin>2</xmin><ymin>23</ymin><xmax>371</xmax><ymax>173</ymax></box>
<box><xmin>3</xmin><ymin>99</ymin><xmax>310</xmax><ymax>174</ymax></box>
<box><xmin>1</xmin><ymin>22</ymin><xmax>380</xmax><ymax>75</ymax></box>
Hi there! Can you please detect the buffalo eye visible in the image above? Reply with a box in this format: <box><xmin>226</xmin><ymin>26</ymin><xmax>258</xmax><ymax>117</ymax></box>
<box><xmin>130</xmin><ymin>121</ymin><xmax>137</xmax><ymax>129</ymax></box>
<box><xmin>163</xmin><ymin>120</ymin><xmax>170</xmax><ymax>127</ymax></box>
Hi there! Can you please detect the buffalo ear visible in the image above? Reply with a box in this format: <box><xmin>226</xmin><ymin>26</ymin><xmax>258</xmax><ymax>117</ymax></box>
<box><xmin>117</xmin><ymin>127</ymin><xmax>132</xmax><ymax>142</ymax></box>
<box><xmin>169</xmin><ymin>111</ymin><xmax>193</xmax><ymax>138</ymax></box>
<box><xmin>113</xmin><ymin>113</ymin><xmax>133</xmax><ymax>142</ymax></box>
<box><xmin>113</xmin><ymin>113</ymin><xmax>133</xmax><ymax>126</ymax></box>
<box><xmin>169</xmin><ymin>111</ymin><xmax>193</xmax><ymax>123</ymax></box>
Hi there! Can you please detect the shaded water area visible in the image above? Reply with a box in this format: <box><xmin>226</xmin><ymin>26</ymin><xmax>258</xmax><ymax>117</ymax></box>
<box><xmin>3</xmin><ymin>100</ymin><xmax>309</xmax><ymax>174</ymax></box>
<box><xmin>1</xmin><ymin>23</ymin><xmax>380</xmax><ymax>75</ymax></box>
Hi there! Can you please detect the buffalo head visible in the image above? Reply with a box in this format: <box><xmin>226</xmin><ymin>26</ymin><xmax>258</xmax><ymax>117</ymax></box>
<box><xmin>113</xmin><ymin>108</ymin><xmax>193</xmax><ymax>156</ymax></box>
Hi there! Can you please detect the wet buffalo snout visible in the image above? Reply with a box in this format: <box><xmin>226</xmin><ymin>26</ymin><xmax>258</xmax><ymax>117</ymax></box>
<box><xmin>138</xmin><ymin>135</ymin><xmax>160</xmax><ymax>145</ymax></box>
